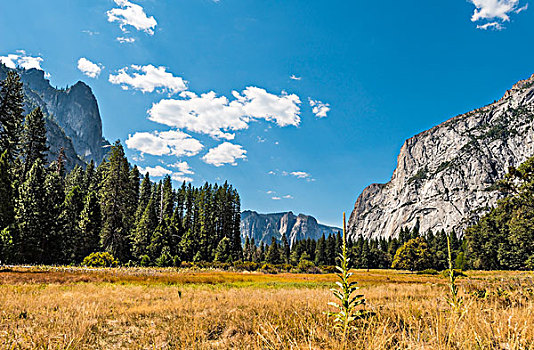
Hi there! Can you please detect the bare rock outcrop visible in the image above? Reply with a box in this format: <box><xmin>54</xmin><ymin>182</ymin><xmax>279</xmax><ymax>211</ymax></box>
<box><xmin>348</xmin><ymin>74</ymin><xmax>534</xmax><ymax>239</ymax></box>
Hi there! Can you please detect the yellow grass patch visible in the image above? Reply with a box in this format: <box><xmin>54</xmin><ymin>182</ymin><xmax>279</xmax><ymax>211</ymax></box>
<box><xmin>1</xmin><ymin>267</ymin><xmax>533</xmax><ymax>349</ymax></box>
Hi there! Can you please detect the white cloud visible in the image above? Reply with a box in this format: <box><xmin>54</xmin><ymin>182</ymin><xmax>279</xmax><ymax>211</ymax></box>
<box><xmin>272</xmin><ymin>194</ymin><xmax>293</xmax><ymax>200</ymax></box>
<box><xmin>138</xmin><ymin>165</ymin><xmax>172</xmax><ymax>177</ymax></box>
<box><xmin>280</xmin><ymin>170</ymin><xmax>315</xmax><ymax>182</ymax></box>
<box><xmin>169</xmin><ymin>161</ymin><xmax>194</xmax><ymax>174</ymax></box>
<box><xmin>234</xmin><ymin>87</ymin><xmax>301</xmax><ymax>127</ymax></box>
<box><xmin>202</xmin><ymin>142</ymin><xmax>247</xmax><ymax>167</ymax></box>
<box><xmin>171</xmin><ymin>174</ymin><xmax>193</xmax><ymax>182</ymax></box>
<box><xmin>149</xmin><ymin>91</ymin><xmax>246</xmax><ymax>139</ymax></box>
<box><xmin>266</xmin><ymin>190</ymin><xmax>275</xmax><ymax>194</ymax></box>
<box><xmin>138</xmin><ymin>165</ymin><xmax>193</xmax><ymax>182</ymax></box>
<box><xmin>148</xmin><ymin>87</ymin><xmax>301</xmax><ymax>140</ymax></box>
<box><xmin>290</xmin><ymin>171</ymin><xmax>311</xmax><ymax>179</ymax></box>
<box><xmin>125</xmin><ymin>130</ymin><xmax>203</xmax><ymax>157</ymax></box>
<box><xmin>268</xmin><ymin>170</ymin><xmax>276</xmax><ymax>175</ymax></box>
<box><xmin>117</xmin><ymin>36</ymin><xmax>136</xmax><ymax>43</ymax></box>
<box><xmin>109</xmin><ymin>64</ymin><xmax>187</xmax><ymax>95</ymax></box>
<box><xmin>77</xmin><ymin>58</ymin><xmax>103</xmax><ymax>78</ymax></box>
<box><xmin>1</xmin><ymin>51</ymin><xmax>46</xmax><ymax>71</ymax></box>
<box><xmin>476</xmin><ymin>21</ymin><xmax>504</xmax><ymax>29</ymax></box>
<box><xmin>0</xmin><ymin>54</ymin><xmax>19</xmax><ymax>69</ymax></box>
<box><xmin>107</xmin><ymin>0</ymin><xmax>157</xmax><ymax>35</ymax></box>
<box><xmin>469</xmin><ymin>0</ymin><xmax>528</xmax><ymax>29</ymax></box>
<box><xmin>309</xmin><ymin>98</ymin><xmax>330</xmax><ymax>118</ymax></box>
<box><xmin>290</xmin><ymin>74</ymin><xmax>302</xmax><ymax>81</ymax></box>
<box><xmin>17</xmin><ymin>56</ymin><xmax>44</xmax><ymax>70</ymax></box>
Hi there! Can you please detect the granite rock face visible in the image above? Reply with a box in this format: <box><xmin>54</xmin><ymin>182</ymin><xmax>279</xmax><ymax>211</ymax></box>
<box><xmin>0</xmin><ymin>64</ymin><xmax>109</xmax><ymax>169</ymax></box>
<box><xmin>241</xmin><ymin>210</ymin><xmax>341</xmax><ymax>246</ymax></box>
<box><xmin>348</xmin><ymin>74</ymin><xmax>534</xmax><ymax>239</ymax></box>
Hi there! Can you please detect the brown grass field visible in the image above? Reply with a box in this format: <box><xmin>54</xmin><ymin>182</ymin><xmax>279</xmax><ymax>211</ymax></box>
<box><xmin>1</xmin><ymin>267</ymin><xmax>534</xmax><ymax>349</ymax></box>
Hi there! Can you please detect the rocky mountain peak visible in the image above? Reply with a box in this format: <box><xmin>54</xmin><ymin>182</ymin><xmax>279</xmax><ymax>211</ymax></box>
<box><xmin>348</xmin><ymin>73</ymin><xmax>534</xmax><ymax>239</ymax></box>
<box><xmin>0</xmin><ymin>64</ymin><xmax>109</xmax><ymax>167</ymax></box>
<box><xmin>241</xmin><ymin>211</ymin><xmax>340</xmax><ymax>246</ymax></box>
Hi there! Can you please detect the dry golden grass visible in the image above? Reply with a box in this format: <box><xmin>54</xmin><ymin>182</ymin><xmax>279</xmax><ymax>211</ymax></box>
<box><xmin>1</xmin><ymin>267</ymin><xmax>533</xmax><ymax>349</ymax></box>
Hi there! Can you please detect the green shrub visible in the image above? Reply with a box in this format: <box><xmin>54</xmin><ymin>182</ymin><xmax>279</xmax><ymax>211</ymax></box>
<box><xmin>82</xmin><ymin>252</ymin><xmax>118</xmax><ymax>268</ymax></box>
<box><xmin>260</xmin><ymin>263</ymin><xmax>278</xmax><ymax>274</ymax></box>
<box><xmin>416</xmin><ymin>269</ymin><xmax>438</xmax><ymax>275</ymax></box>
<box><xmin>140</xmin><ymin>255</ymin><xmax>151</xmax><ymax>267</ymax></box>
<box><xmin>297</xmin><ymin>258</ymin><xmax>320</xmax><ymax>273</ymax></box>
<box><xmin>155</xmin><ymin>247</ymin><xmax>172</xmax><ymax>267</ymax></box>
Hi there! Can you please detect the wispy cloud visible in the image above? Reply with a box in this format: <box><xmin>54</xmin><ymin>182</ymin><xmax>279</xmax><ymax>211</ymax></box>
<box><xmin>116</xmin><ymin>36</ymin><xmax>135</xmax><ymax>43</ymax></box>
<box><xmin>272</xmin><ymin>194</ymin><xmax>293</xmax><ymax>200</ymax></box>
<box><xmin>82</xmin><ymin>30</ymin><xmax>99</xmax><ymax>36</ymax></box>
<box><xmin>276</xmin><ymin>170</ymin><xmax>316</xmax><ymax>182</ymax></box>
<box><xmin>107</xmin><ymin>0</ymin><xmax>157</xmax><ymax>35</ymax></box>
<box><xmin>289</xmin><ymin>171</ymin><xmax>311</xmax><ymax>179</ymax></box>
<box><xmin>290</xmin><ymin>74</ymin><xmax>302</xmax><ymax>81</ymax></box>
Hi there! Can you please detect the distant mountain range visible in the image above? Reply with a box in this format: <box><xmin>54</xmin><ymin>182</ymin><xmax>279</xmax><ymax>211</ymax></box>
<box><xmin>348</xmin><ymin>73</ymin><xmax>534</xmax><ymax>239</ymax></box>
<box><xmin>0</xmin><ymin>64</ymin><xmax>109</xmax><ymax>169</ymax></box>
<box><xmin>241</xmin><ymin>210</ymin><xmax>341</xmax><ymax>246</ymax></box>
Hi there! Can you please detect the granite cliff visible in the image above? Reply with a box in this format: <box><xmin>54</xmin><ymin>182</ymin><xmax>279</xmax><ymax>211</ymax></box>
<box><xmin>0</xmin><ymin>64</ymin><xmax>109</xmax><ymax>169</ymax></box>
<box><xmin>348</xmin><ymin>73</ymin><xmax>534</xmax><ymax>239</ymax></box>
<box><xmin>241</xmin><ymin>210</ymin><xmax>341</xmax><ymax>246</ymax></box>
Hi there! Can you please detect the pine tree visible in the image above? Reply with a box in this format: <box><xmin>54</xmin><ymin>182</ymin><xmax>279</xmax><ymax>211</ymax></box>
<box><xmin>266</xmin><ymin>237</ymin><xmax>281</xmax><ymax>264</ymax></box>
<box><xmin>59</xmin><ymin>185</ymin><xmax>84</xmax><ymax>263</ymax></box>
<box><xmin>281</xmin><ymin>233</ymin><xmax>290</xmax><ymax>264</ymax></box>
<box><xmin>99</xmin><ymin>141</ymin><xmax>132</xmax><ymax>262</ymax></box>
<box><xmin>15</xmin><ymin>159</ymin><xmax>48</xmax><ymax>263</ymax></box>
<box><xmin>78</xmin><ymin>191</ymin><xmax>101</xmax><ymax>260</ymax></box>
<box><xmin>244</xmin><ymin>236</ymin><xmax>252</xmax><ymax>261</ymax></box>
<box><xmin>159</xmin><ymin>175</ymin><xmax>174</xmax><ymax>222</ymax></box>
<box><xmin>83</xmin><ymin>160</ymin><xmax>96</xmax><ymax>193</ymax></box>
<box><xmin>148</xmin><ymin>218</ymin><xmax>174</xmax><ymax>261</ymax></box>
<box><xmin>315</xmin><ymin>233</ymin><xmax>326</xmax><ymax>266</ymax></box>
<box><xmin>135</xmin><ymin>173</ymin><xmax>152</xmax><ymax>225</ymax></box>
<box><xmin>0</xmin><ymin>71</ymin><xmax>24</xmax><ymax>160</ymax></box>
<box><xmin>214</xmin><ymin>236</ymin><xmax>231</xmax><ymax>262</ymax></box>
<box><xmin>43</xmin><ymin>165</ymin><xmax>65</xmax><ymax>263</ymax></box>
<box><xmin>231</xmin><ymin>189</ymin><xmax>242</xmax><ymax>260</ymax></box>
<box><xmin>21</xmin><ymin>107</ymin><xmax>48</xmax><ymax>176</ymax></box>
<box><xmin>132</xmin><ymin>198</ymin><xmax>157</xmax><ymax>259</ymax></box>
<box><xmin>0</xmin><ymin>151</ymin><xmax>15</xmax><ymax>231</ymax></box>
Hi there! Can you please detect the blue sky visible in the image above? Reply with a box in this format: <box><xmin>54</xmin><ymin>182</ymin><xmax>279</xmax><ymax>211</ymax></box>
<box><xmin>1</xmin><ymin>0</ymin><xmax>533</xmax><ymax>226</ymax></box>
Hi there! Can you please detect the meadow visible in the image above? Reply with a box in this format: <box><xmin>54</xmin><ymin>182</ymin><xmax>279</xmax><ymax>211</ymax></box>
<box><xmin>1</xmin><ymin>267</ymin><xmax>533</xmax><ymax>349</ymax></box>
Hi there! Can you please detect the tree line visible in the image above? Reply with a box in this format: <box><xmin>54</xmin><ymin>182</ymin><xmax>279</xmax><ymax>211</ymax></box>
<box><xmin>0</xmin><ymin>71</ymin><xmax>241</xmax><ymax>266</ymax></box>
<box><xmin>242</xmin><ymin>226</ymin><xmax>465</xmax><ymax>272</ymax></box>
